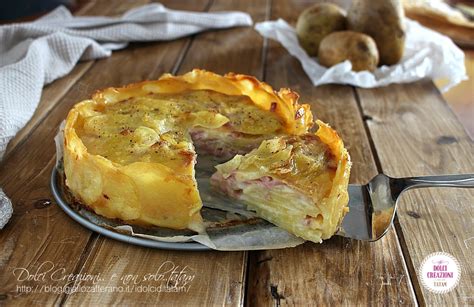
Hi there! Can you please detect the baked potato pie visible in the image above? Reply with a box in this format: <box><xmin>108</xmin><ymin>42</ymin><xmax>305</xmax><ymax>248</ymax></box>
<box><xmin>63</xmin><ymin>69</ymin><xmax>351</xmax><ymax>242</ymax></box>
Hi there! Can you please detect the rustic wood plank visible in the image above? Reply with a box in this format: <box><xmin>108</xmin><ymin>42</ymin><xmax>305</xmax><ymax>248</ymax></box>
<box><xmin>178</xmin><ymin>0</ymin><xmax>268</xmax><ymax>76</ymax></box>
<box><xmin>356</xmin><ymin>81</ymin><xmax>474</xmax><ymax>305</ymax></box>
<box><xmin>247</xmin><ymin>51</ymin><xmax>417</xmax><ymax>307</ymax></box>
<box><xmin>2</xmin><ymin>0</ymin><xmax>151</xmax><ymax>159</ymax></box>
<box><xmin>246</xmin><ymin>0</ymin><xmax>417</xmax><ymax>305</ymax></box>
<box><xmin>62</xmin><ymin>0</ymin><xmax>269</xmax><ymax>305</ymax></box>
<box><xmin>64</xmin><ymin>239</ymin><xmax>247</xmax><ymax>306</ymax></box>
<box><xmin>0</xmin><ymin>1</ymin><xmax>210</xmax><ymax>305</ymax></box>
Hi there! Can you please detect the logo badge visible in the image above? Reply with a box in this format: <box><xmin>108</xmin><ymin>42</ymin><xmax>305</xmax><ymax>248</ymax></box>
<box><xmin>419</xmin><ymin>252</ymin><xmax>461</xmax><ymax>294</ymax></box>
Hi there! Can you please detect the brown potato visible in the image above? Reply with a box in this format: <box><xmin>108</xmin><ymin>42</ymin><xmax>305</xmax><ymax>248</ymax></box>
<box><xmin>318</xmin><ymin>31</ymin><xmax>379</xmax><ymax>72</ymax></box>
<box><xmin>347</xmin><ymin>0</ymin><xmax>405</xmax><ymax>65</ymax></box>
<box><xmin>296</xmin><ymin>3</ymin><xmax>347</xmax><ymax>57</ymax></box>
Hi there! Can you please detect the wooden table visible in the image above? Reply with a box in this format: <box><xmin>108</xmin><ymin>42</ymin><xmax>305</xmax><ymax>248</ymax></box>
<box><xmin>0</xmin><ymin>1</ymin><xmax>472</xmax><ymax>305</ymax></box>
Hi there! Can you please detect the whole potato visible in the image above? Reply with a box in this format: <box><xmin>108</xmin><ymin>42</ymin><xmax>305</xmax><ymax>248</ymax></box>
<box><xmin>347</xmin><ymin>0</ymin><xmax>405</xmax><ymax>65</ymax></box>
<box><xmin>318</xmin><ymin>31</ymin><xmax>379</xmax><ymax>72</ymax></box>
<box><xmin>296</xmin><ymin>3</ymin><xmax>347</xmax><ymax>57</ymax></box>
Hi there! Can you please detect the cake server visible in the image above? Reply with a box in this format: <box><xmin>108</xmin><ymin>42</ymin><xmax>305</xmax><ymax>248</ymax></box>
<box><xmin>338</xmin><ymin>174</ymin><xmax>474</xmax><ymax>241</ymax></box>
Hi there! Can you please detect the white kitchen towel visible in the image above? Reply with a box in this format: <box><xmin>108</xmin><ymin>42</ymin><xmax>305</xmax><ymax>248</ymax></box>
<box><xmin>255</xmin><ymin>19</ymin><xmax>467</xmax><ymax>91</ymax></box>
<box><xmin>0</xmin><ymin>189</ymin><xmax>13</xmax><ymax>229</ymax></box>
<box><xmin>0</xmin><ymin>3</ymin><xmax>253</xmax><ymax>228</ymax></box>
<box><xmin>0</xmin><ymin>3</ymin><xmax>253</xmax><ymax>160</ymax></box>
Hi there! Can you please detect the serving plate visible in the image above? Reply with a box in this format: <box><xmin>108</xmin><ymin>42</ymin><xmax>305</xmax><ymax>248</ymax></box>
<box><xmin>50</xmin><ymin>168</ymin><xmax>211</xmax><ymax>251</ymax></box>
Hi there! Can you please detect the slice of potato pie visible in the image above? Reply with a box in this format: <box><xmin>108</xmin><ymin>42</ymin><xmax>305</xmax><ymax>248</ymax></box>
<box><xmin>211</xmin><ymin>121</ymin><xmax>351</xmax><ymax>243</ymax></box>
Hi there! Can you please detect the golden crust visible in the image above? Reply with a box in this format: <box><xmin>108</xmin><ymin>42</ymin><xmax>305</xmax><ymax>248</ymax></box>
<box><xmin>314</xmin><ymin>120</ymin><xmax>351</xmax><ymax>238</ymax></box>
<box><xmin>63</xmin><ymin>70</ymin><xmax>315</xmax><ymax>232</ymax></box>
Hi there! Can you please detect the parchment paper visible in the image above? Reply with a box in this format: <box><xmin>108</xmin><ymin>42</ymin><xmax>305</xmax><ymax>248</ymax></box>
<box><xmin>255</xmin><ymin>18</ymin><xmax>467</xmax><ymax>92</ymax></box>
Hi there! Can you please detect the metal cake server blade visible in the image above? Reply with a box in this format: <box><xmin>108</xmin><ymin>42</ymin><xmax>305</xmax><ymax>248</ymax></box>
<box><xmin>337</xmin><ymin>174</ymin><xmax>474</xmax><ymax>241</ymax></box>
